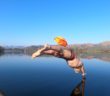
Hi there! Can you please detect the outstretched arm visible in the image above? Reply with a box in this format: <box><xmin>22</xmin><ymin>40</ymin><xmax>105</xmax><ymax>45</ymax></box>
<box><xmin>32</xmin><ymin>44</ymin><xmax>48</xmax><ymax>58</ymax></box>
<box><xmin>32</xmin><ymin>44</ymin><xmax>74</xmax><ymax>59</ymax></box>
<box><xmin>32</xmin><ymin>44</ymin><xmax>60</xmax><ymax>59</ymax></box>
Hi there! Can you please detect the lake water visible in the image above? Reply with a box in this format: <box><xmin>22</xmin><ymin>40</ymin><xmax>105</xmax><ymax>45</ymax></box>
<box><xmin>0</xmin><ymin>54</ymin><xmax>110</xmax><ymax>96</ymax></box>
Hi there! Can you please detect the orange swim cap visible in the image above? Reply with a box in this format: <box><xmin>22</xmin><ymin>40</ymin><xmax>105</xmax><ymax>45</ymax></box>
<box><xmin>54</xmin><ymin>36</ymin><xmax>68</xmax><ymax>47</ymax></box>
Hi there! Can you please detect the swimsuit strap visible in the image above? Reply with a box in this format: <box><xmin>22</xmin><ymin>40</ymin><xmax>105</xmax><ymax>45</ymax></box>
<box><xmin>70</xmin><ymin>49</ymin><xmax>75</xmax><ymax>60</ymax></box>
<box><xmin>65</xmin><ymin>49</ymin><xmax>75</xmax><ymax>60</ymax></box>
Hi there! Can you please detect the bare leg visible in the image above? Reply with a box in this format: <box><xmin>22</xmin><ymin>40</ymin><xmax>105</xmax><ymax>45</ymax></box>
<box><xmin>81</xmin><ymin>64</ymin><xmax>86</xmax><ymax>79</ymax></box>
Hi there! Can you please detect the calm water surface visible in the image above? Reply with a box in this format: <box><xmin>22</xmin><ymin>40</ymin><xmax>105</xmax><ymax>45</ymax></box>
<box><xmin>0</xmin><ymin>54</ymin><xmax>110</xmax><ymax>96</ymax></box>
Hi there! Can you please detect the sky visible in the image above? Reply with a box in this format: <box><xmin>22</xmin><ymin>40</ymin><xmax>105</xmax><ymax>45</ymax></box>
<box><xmin>0</xmin><ymin>0</ymin><xmax>110</xmax><ymax>46</ymax></box>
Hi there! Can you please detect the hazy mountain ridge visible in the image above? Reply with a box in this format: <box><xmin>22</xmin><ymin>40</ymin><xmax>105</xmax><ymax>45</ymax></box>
<box><xmin>0</xmin><ymin>46</ymin><xmax>4</xmax><ymax>54</ymax></box>
<box><xmin>99</xmin><ymin>41</ymin><xmax>110</xmax><ymax>46</ymax></box>
<box><xmin>72</xmin><ymin>41</ymin><xmax>110</xmax><ymax>47</ymax></box>
<box><xmin>1</xmin><ymin>42</ymin><xmax>110</xmax><ymax>62</ymax></box>
<box><xmin>2</xmin><ymin>41</ymin><xmax>110</xmax><ymax>54</ymax></box>
<box><xmin>71</xmin><ymin>41</ymin><xmax>110</xmax><ymax>53</ymax></box>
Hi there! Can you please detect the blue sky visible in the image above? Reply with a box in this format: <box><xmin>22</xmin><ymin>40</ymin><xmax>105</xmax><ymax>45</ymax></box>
<box><xmin>0</xmin><ymin>0</ymin><xmax>110</xmax><ymax>46</ymax></box>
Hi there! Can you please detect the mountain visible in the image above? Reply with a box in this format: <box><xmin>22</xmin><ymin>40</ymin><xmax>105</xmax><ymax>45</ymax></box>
<box><xmin>0</xmin><ymin>46</ymin><xmax>4</xmax><ymax>53</ymax></box>
<box><xmin>3</xmin><ymin>41</ymin><xmax>110</xmax><ymax>54</ymax></box>
<box><xmin>71</xmin><ymin>41</ymin><xmax>110</xmax><ymax>53</ymax></box>
<box><xmin>24</xmin><ymin>45</ymin><xmax>43</xmax><ymax>55</ymax></box>
<box><xmin>99</xmin><ymin>41</ymin><xmax>110</xmax><ymax>46</ymax></box>
<box><xmin>72</xmin><ymin>41</ymin><xmax>110</xmax><ymax>47</ymax></box>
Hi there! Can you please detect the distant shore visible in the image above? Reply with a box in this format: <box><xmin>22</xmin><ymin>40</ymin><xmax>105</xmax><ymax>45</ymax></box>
<box><xmin>1</xmin><ymin>41</ymin><xmax>110</xmax><ymax>55</ymax></box>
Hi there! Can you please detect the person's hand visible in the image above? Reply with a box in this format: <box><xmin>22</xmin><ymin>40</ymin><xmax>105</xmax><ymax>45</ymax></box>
<box><xmin>44</xmin><ymin>44</ymin><xmax>50</xmax><ymax>49</ymax></box>
<box><xmin>32</xmin><ymin>51</ymin><xmax>40</xmax><ymax>59</ymax></box>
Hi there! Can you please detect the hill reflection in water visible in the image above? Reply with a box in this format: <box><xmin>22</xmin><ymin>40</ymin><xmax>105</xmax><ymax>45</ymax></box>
<box><xmin>1</xmin><ymin>53</ymin><xmax>110</xmax><ymax>62</ymax></box>
<box><xmin>80</xmin><ymin>53</ymin><xmax>110</xmax><ymax>62</ymax></box>
<box><xmin>0</xmin><ymin>54</ymin><xmax>110</xmax><ymax>96</ymax></box>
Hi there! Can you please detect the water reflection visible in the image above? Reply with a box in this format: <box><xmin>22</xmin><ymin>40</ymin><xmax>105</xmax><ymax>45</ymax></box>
<box><xmin>0</xmin><ymin>53</ymin><xmax>110</xmax><ymax>62</ymax></box>
<box><xmin>80</xmin><ymin>53</ymin><xmax>110</xmax><ymax>62</ymax></box>
<box><xmin>0</xmin><ymin>53</ymin><xmax>4</xmax><ymax>57</ymax></box>
<box><xmin>0</xmin><ymin>90</ymin><xmax>6</xmax><ymax>96</ymax></box>
<box><xmin>71</xmin><ymin>78</ymin><xmax>86</xmax><ymax>96</ymax></box>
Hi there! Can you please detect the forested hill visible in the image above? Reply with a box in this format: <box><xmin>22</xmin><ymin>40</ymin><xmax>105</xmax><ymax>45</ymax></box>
<box><xmin>3</xmin><ymin>41</ymin><xmax>110</xmax><ymax>54</ymax></box>
<box><xmin>71</xmin><ymin>41</ymin><xmax>110</xmax><ymax>53</ymax></box>
<box><xmin>0</xmin><ymin>46</ymin><xmax>4</xmax><ymax>53</ymax></box>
